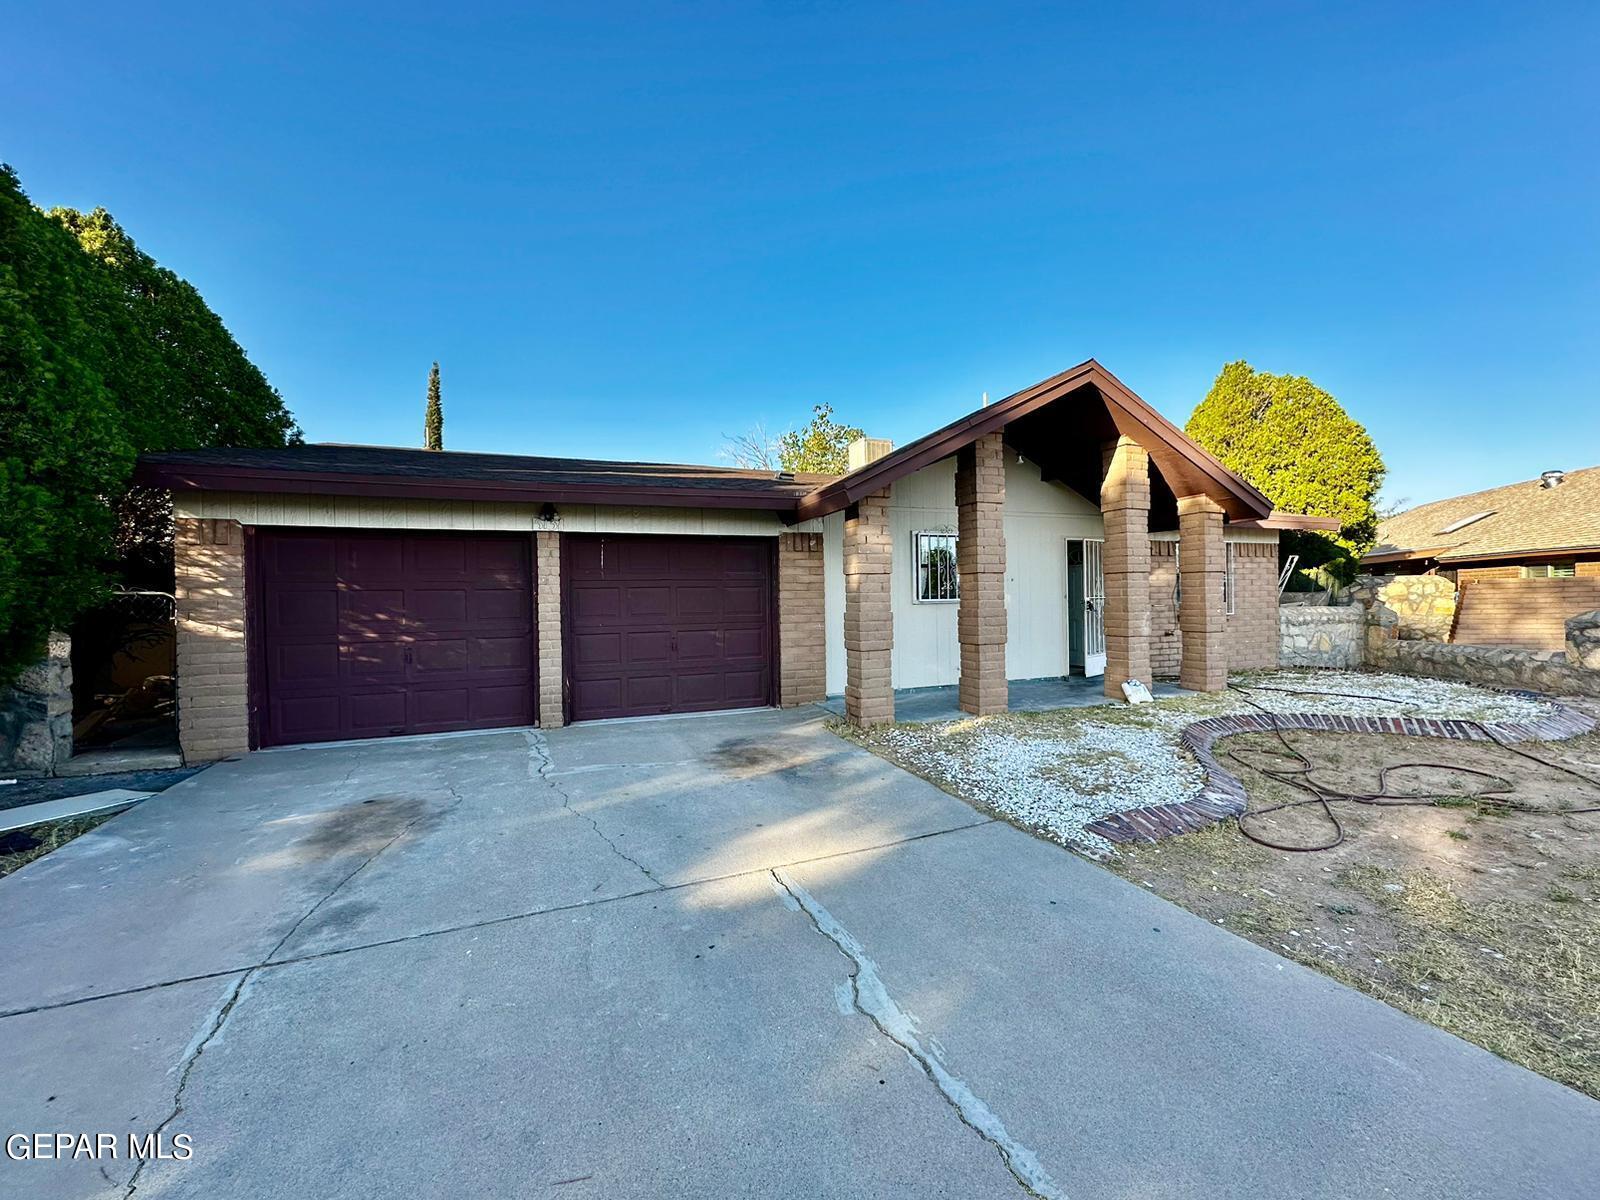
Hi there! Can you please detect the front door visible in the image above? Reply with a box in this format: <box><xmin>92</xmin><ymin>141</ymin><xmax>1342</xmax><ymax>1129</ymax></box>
<box><xmin>1067</xmin><ymin>538</ymin><xmax>1107</xmax><ymax>677</ymax></box>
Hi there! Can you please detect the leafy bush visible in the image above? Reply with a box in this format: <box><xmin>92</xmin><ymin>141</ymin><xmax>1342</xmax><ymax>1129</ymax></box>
<box><xmin>0</xmin><ymin>165</ymin><xmax>298</xmax><ymax>683</ymax></box>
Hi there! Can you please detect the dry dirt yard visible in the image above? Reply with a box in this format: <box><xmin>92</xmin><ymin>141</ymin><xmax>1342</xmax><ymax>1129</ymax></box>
<box><xmin>840</xmin><ymin>674</ymin><xmax>1600</xmax><ymax>1099</ymax></box>
<box><xmin>1109</xmin><ymin>724</ymin><xmax>1600</xmax><ymax>1100</ymax></box>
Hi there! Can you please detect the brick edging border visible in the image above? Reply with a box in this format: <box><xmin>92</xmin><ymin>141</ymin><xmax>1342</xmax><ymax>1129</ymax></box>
<box><xmin>1084</xmin><ymin>696</ymin><xmax>1597</xmax><ymax>846</ymax></box>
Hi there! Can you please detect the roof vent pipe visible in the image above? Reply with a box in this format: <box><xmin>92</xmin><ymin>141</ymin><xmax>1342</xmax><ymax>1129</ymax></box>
<box><xmin>1540</xmin><ymin>469</ymin><xmax>1566</xmax><ymax>489</ymax></box>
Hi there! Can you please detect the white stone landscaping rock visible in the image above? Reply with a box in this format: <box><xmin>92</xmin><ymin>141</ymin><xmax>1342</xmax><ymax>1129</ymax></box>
<box><xmin>852</xmin><ymin>670</ymin><xmax>1556</xmax><ymax>857</ymax></box>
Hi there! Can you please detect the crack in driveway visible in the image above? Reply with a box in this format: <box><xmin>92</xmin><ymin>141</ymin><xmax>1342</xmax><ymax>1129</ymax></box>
<box><xmin>525</xmin><ymin>731</ymin><xmax>665</xmax><ymax>888</ymax></box>
<box><xmin>771</xmin><ymin>867</ymin><xmax>1068</xmax><ymax>1200</ymax></box>
<box><xmin>121</xmin><ymin>785</ymin><xmax>464</xmax><ymax>1198</ymax></box>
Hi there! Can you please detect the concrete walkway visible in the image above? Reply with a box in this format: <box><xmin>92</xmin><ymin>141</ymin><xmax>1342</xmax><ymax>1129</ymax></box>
<box><xmin>1</xmin><ymin>708</ymin><xmax>1594</xmax><ymax>1199</ymax></box>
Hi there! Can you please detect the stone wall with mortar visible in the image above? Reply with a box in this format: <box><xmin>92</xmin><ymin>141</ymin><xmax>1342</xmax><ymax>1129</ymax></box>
<box><xmin>0</xmin><ymin>633</ymin><xmax>74</xmax><ymax>777</ymax></box>
<box><xmin>1280</xmin><ymin>607</ymin><xmax>1364</xmax><ymax>669</ymax></box>
<box><xmin>1345</xmin><ymin>574</ymin><xmax>1457</xmax><ymax>641</ymax></box>
<box><xmin>1358</xmin><ymin>604</ymin><xmax>1600</xmax><ymax>697</ymax></box>
<box><xmin>1563</xmin><ymin>610</ymin><xmax>1600</xmax><ymax>671</ymax></box>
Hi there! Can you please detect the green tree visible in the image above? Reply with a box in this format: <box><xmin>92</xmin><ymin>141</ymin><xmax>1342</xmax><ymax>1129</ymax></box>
<box><xmin>1185</xmin><ymin>361</ymin><xmax>1385</xmax><ymax>576</ymax></box>
<box><xmin>775</xmin><ymin>403</ymin><xmax>863</xmax><ymax>474</ymax></box>
<box><xmin>0</xmin><ymin>165</ymin><xmax>299</xmax><ymax>683</ymax></box>
<box><xmin>424</xmin><ymin>362</ymin><xmax>443</xmax><ymax>450</ymax></box>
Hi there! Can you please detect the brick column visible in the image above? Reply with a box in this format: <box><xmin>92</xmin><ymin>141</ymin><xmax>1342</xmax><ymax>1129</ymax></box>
<box><xmin>1101</xmin><ymin>437</ymin><xmax>1151</xmax><ymax>698</ymax></box>
<box><xmin>1178</xmin><ymin>495</ymin><xmax>1227</xmax><ymax>692</ymax></box>
<box><xmin>778</xmin><ymin>531</ymin><xmax>826</xmax><ymax>706</ymax></box>
<box><xmin>535</xmin><ymin>531</ymin><xmax>564</xmax><ymax>728</ymax></box>
<box><xmin>956</xmin><ymin>434</ymin><xmax>1007</xmax><ymax>715</ymax></box>
<box><xmin>843</xmin><ymin>490</ymin><xmax>894</xmax><ymax>726</ymax></box>
<box><xmin>175</xmin><ymin>517</ymin><xmax>249</xmax><ymax>762</ymax></box>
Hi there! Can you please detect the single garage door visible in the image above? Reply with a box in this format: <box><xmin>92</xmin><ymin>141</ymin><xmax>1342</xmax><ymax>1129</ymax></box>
<box><xmin>565</xmin><ymin>535</ymin><xmax>774</xmax><ymax>722</ymax></box>
<box><xmin>254</xmin><ymin>529</ymin><xmax>535</xmax><ymax>746</ymax></box>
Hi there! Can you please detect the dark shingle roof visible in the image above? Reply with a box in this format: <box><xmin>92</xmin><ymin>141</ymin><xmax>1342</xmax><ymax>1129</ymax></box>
<box><xmin>138</xmin><ymin>444</ymin><xmax>836</xmax><ymax>507</ymax></box>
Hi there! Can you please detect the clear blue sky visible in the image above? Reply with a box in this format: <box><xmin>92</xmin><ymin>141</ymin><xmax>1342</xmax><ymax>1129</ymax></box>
<box><xmin>7</xmin><ymin>2</ymin><xmax>1597</xmax><ymax>508</ymax></box>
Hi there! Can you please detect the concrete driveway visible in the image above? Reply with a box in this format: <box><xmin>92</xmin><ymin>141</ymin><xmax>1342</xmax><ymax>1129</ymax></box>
<box><xmin>2</xmin><ymin>707</ymin><xmax>1595</xmax><ymax>1199</ymax></box>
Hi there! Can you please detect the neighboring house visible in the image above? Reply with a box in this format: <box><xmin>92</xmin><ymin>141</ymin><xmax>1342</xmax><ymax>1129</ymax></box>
<box><xmin>1363</xmin><ymin>466</ymin><xmax>1600</xmax><ymax>582</ymax></box>
<box><xmin>1362</xmin><ymin>466</ymin><xmax>1600</xmax><ymax>651</ymax></box>
<box><xmin>137</xmin><ymin>360</ymin><xmax>1332</xmax><ymax>763</ymax></box>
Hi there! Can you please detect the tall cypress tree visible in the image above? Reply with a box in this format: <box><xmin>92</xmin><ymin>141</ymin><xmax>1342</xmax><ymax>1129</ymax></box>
<box><xmin>424</xmin><ymin>362</ymin><xmax>443</xmax><ymax>450</ymax></box>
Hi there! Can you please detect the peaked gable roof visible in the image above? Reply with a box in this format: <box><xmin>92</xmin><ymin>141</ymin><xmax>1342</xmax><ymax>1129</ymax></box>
<box><xmin>794</xmin><ymin>360</ymin><xmax>1276</xmax><ymax>522</ymax></box>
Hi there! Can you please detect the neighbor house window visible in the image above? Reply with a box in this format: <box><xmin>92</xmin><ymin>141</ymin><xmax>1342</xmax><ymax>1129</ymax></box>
<box><xmin>1524</xmin><ymin>563</ymin><xmax>1576</xmax><ymax>579</ymax></box>
<box><xmin>914</xmin><ymin>531</ymin><xmax>959</xmax><ymax>602</ymax></box>
<box><xmin>1224</xmin><ymin>543</ymin><xmax>1237</xmax><ymax>615</ymax></box>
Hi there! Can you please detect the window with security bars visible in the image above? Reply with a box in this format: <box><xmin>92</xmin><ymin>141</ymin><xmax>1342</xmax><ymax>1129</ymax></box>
<box><xmin>914</xmin><ymin>531</ymin><xmax>959</xmax><ymax>602</ymax></box>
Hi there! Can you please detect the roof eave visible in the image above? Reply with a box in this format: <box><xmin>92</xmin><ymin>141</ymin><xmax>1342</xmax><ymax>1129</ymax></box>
<box><xmin>136</xmin><ymin>462</ymin><xmax>806</xmax><ymax>512</ymax></box>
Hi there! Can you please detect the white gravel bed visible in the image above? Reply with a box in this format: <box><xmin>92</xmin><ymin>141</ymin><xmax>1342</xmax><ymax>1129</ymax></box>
<box><xmin>847</xmin><ymin>670</ymin><xmax>1557</xmax><ymax>856</ymax></box>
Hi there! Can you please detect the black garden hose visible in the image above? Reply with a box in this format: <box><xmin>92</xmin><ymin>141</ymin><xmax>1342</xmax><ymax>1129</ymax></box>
<box><xmin>1222</xmin><ymin>683</ymin><xmax>1600</xmax><ymax>853</ymax></box>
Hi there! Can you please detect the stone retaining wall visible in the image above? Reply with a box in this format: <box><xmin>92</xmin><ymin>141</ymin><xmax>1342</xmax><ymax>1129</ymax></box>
<box><xmin>1368</xmin><ymin>637</ymin><xmax>1600</xmax><ymax>698</ymax></box>
<box><xmin>1279</xmin><ymin>607</ymin><xmax>1364</xmax><ymax>669</ymax></box>
<box><xmin>0</xmin><ymin>633</ymin><xmax>74</xmax><ymax>777</ymax></box>
<box><xmin>1345</xmin><ymin>574</ymin><xmax>1456</xmax><ymax>641</ymax></box>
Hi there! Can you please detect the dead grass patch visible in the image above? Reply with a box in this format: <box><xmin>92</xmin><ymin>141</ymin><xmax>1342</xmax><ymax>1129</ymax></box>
<box><xmin>1110</xmin><ymin>727</ymin><xmax>1600</xmax><ymax>1099</ymax></box>
<box><xmin>0</xmin><ymin>812</ymin><xmax>120</xmax><ymax>878</ymax></box>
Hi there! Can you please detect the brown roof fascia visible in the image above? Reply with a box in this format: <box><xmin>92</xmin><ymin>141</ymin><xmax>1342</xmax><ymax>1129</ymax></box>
<box><xmin>1435</xmin><ymin>543</ymin><xmax>1600</xmax><ymax>565</ymax></box>
<box><xmin>793</xmin><ymin>360</ymin><xmax>1275</xmax><ymax>523</ymax></box>
<box><xmin>134</xmin><ymin>462</ymin><xmax>805</xmax><ymax>512</ymax></box>
<box><xmin>1230</xmin><ymin>511</ymin><xmax>1342</xmax><ymax>532</ymax></box>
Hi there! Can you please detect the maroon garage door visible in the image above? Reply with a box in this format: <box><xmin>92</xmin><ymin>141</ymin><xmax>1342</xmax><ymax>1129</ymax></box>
<box><xmin>253</xmin><ymin>529</ymin><xmax>535</xmax><ymax>746</ymax></box>
<box><xmin>564</xmin><ymin>535</ymin><xmax>774</xmax><ymax>722</ymax></box>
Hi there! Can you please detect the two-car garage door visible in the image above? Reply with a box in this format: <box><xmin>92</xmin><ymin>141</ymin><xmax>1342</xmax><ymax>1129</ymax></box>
<box><xmin>253</xmin><ymin>530</ymin><xmax>774</xmax><ymax>745</ymax></box>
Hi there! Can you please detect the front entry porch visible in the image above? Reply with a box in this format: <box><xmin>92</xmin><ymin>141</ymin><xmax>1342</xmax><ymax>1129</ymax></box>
<box><xmin>822</xmin><ymin>675</ymin><xmax>1193</xmax><ymax>724</ymax></box>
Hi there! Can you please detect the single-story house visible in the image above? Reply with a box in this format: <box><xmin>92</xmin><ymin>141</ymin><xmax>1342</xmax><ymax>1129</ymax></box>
<box><xmin>1361</xmin><ymin>466</ymin><xmax>1600</xmax><ymax>651</ymax></box>
<box><xmin>1362</xmin><ymin>466</ymin><xmax>1600</xmax><ymax>582</ymax></box>
<box><xmin>137</xmin><ymin>360</ymin><xmax>1334</xmax><ymax>762</ymax></box>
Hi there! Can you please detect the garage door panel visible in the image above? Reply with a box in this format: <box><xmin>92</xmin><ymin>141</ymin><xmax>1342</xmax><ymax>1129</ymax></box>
<box><xmin>626</xmin><ymin>675</ymin><xmax>673</xmax><ymax>710</ymax></box>
<box><xmin>347</xmin><ymin>691</ymin><xmax>408</xmax><ymax>735</ymax></box>
<box><xmin>275</xmin><ymin>695</ymin><xmax>343</xmax><ymax>741</ymax></box>
<box><xmin>623</xmin><ymin>586</ymin><xmax>672</xmax><ymax>620</ymax></box>
<box><xmin>565</xmin><ymin>534</ymin><xmax>773</xmax><ymax>721</ymax></box>
<box><xmin>625</xmin><ymin>630</ymin><xmax>675</xmax><ymax>664</ymax></box>
<box><xmin>407</xmin><ymin>588</ymin><xmax>470</xmax><ymax>628</ymax></box>
<box><xmin>570</xmin><ymin>584</ymin><xmax>622</xmax><ymax>624</ymax></box>
<box><xmin>271</xmin><ymin>537</ymin><xmax>337</xmax><ymax>579</ymax></box>
<box><xmin>342</xmin><ymin>539</ymin><xmax>403</xmax><ymax>577</ymax></box>
<box><xmin>722</xmin><ymin>669</ymin><xmax>767</xmax><ymax>704</ymax></box>
<box><xmin>675</xmin><ymin>630</ymin><xmax>721</xmax><ymax>661</ymax></box>
<box><xmin>471</xmin><ymin>589</ymin><xmax>530</xmax><ymax>626</ymax></box>
<box><xmin>271</xmin><ymin>642</ymin><xmax>340</xmax><ymax>684</ymax></box>
<box><xmin>411</xmin><ymin>639</ymin><xmax>470</xmax><ymax>673</ymax></box>
<box><xmin>722</xmin><ymin>542</ymin><xmax>770</xmax><ymax>575</ymax></box>
<box><xmin>342</xmin><ymin>589</ymin><xmax>406</xmax><ymax>633</ymax></box>
<box><xmin>271</xmin><ymin>589</ymin><xmax>339</xmax><ymax>635</ymax></box>
<box><xmin>256</xmin><ymin>530</ymin><xmax>533</xmax><ymax>746</ymax></box>
<box><xmin>573</xmin><ymin>631</ymin><xmax>622</xmax><ymax>668</ymax></box>
<box><xmin>722</xmin><ymin>585</ymin><xmax>766</xmax><ymax>618</ymax></box>
<box><xmin>723</xmin><ymin>628</ymin><xmax>766</xmax><ymax>660</ymax></box>
<box><xmin>343</xmin><ymin>641</ymin><xmax>407</xmax><ymax>679</ymax></box>
<box><xmin>410</xmin><ymin>539</ymin><xmax>469</xmax><ymax>577</ymax></box>
<box><xmin>476</xmin><ymin>635</ymin><xmax>533</xmax><ymax>671</ymax></box>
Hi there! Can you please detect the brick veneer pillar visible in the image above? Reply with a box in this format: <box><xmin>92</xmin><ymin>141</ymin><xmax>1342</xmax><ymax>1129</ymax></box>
<box><xmin>536</xmin><ymin>531</ymin><xmax>564</xmax><ymax>728</ymax></box>
<box><xmin>175</xmin><ymin>517</ymin><xmax>249</xmax><ymax>762</ymax></box>
<box><xmin>778</xmin><ymin>531</ymin><xmax>826</xmax><ymax>706</ymax></box>
<box><xmin>956</xmin><ymin>434</ymin><xmax>1008</xmax><ymax>715</ymax></box>
<box><xmin>1178</xmin><ymin>495</ymin><xmax>1228</xmax><ymax>692</ymax></box>
<box><xmin>1101</xmin><ymin>437</ymin><xmax>1152</xmax><ymax>698</ymax></box>
<box><xmin>843</xmin><ymin>490</ymin><xmax>894</xmax><ymax>726</ymax></box>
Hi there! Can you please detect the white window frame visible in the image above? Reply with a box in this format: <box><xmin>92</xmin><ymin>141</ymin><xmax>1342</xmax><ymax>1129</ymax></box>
<box><xmin>912</xmin><ymin>530</ymin><xmax>960</xmax><ymax>603</ymax></box>
<box><xmin>1224</xmin><ymin>542</ymin><xmax>1237</xmax><ymax>616</ymax></box>
<box><xmin>1524</xmin><ymin>563</ymin><xmax>1576</xmax><ymax>579</ymax></box>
